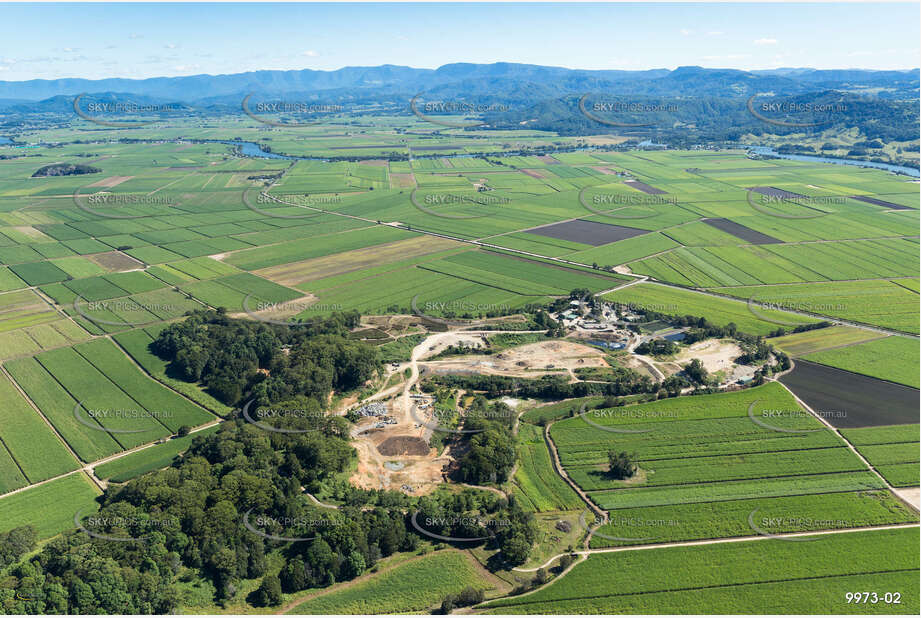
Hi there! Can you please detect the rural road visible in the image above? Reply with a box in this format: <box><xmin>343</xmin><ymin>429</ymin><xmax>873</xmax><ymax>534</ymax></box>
<box><xmin>512</xmin><ymin>522</ymin><xmax>921</xmax><ymax>573</ymax></box>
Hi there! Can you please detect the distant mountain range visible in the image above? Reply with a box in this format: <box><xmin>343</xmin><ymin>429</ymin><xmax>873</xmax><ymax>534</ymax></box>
<box><xmin>0</xmin><ymin>63</ymin><xmax>917</xmax><ymax>103</ymax></box>
<box><xmin>1</xmin><ymin>63</ymin><xmax>917</xmax><ymax>156</ymax></box>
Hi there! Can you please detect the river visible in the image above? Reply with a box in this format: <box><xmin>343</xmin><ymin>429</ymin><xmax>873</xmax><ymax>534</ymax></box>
<box><xmin>750</xmin><ymin>146</ymin><xmax>919</xmax><ymax>178</ymax></box>
<box><xmin>203</xmin><ymin>139</ymin><xmax>921</xmax><ymax>179</ymax></box>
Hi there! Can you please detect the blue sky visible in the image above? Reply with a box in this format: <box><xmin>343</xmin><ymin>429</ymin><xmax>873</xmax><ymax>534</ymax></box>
<box><xmin>1</xmin><ymin>2</ymin><xmax>918</xmax><ymax>81</ymax></box>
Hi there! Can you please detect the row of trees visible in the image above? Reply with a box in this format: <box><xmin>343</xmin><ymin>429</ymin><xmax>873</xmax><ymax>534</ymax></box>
<box><xmin>430</xmin><ymin>369</ymin><xmax>657</xmax><ymax>401</ymax></box>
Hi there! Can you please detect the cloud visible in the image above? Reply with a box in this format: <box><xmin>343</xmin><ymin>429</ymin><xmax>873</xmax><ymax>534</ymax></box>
<box><xmin>754</xmin><ymin>38</ymin><xmax>778</xmax><ymax>45</ymax></box>
<box><xmin>165</xmin><ymin>43</ymin><xmax>177</xmax><ymax>49</ymax></box>
<box><xmin>680</xmin><ymin>29</ymin><xmax>693</xmax><ymax>36</ymax></box>
<box><xmin>301</xmin><ymin>50</ymin><xmax>319</xmax><ymax>57</ymax></box>
<box><xmin>706</xmin><ymin>31</ymin><xmax>724</xmax><ymax>36</ymax></box>
<box><xmin>173</xmin><ymin>64</ymin><xmax>201</xmax><ymax>72</ymax></box>
<box><xmin>129</xmin><ymin>33</ymin><xmax>143</xmax><ymax>40</ymax></box>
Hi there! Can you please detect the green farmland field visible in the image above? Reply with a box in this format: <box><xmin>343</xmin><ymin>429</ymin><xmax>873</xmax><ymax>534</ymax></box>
<box><xmin>95</xmin><ymin>424</ymin><xmax>221</xmax><ymax>482</ymax></box>
<box><xmin>547</xmin><ymin>383</ymin><xmax>890</xmax><ymax>518</ymax></box>
<box><xmin>72</xmin><ymin>338</ymin><xmax>216</xmax><ymax>431</ymax></box>
<box><xmin>802</xmin><ymin>336</ymin><xmax>921</xmax><ymax>388</ymax></box>
<box><xmin>630</xmin><ymin>238</ymin><xmax>920</xmax><ymax>288</ymax></box>
<box><xmin>714</xmin><ymin>280</ymin><xmax>920</xmax><ymax>334</ymax></box>
<box><xmin>483</xmin><ymin>527</ymin><xmax>920</xmax><ymax>614</ymax></box>
<box><xmin>224</xmin><ymin>225</ymin><xmax>415</xmax><ymax>270</ymax></box>
<box><xmin>285</xmin><ymin>550</ymin><xmax>497</xmax><ymax>614</ymax></box>
<box><xmin>840</xmin><ymin>424</ymin><xmax>920</xmax><ymax>487</ymax></box>
<box><xmin>0</xmin><ymin>371</ymin><xmax>79</xmax><ymax>482</ymax></box>
<box><xmin>486</xmin><ymin>571</ymin><xmax>919</xmax><ymax>614</ymax></box>
<box><xmin>513</xmin><ymin>423</ymin><xmax>584</xmax><ymax>512</ymax></box>
<box><xmin>520</xmin><ymin>397</ymin><xmax>605</xmax><ymax>425</ymax></box>
<box><xmin>550</xmin><ymin>383</ymin><xmax>827</xmax><ymax>466</ymax></box>
<box><xmin>34</xmin><ymin>346</ymin><xmax>174</xmax><ymax>449</ymax></box>
<box><xmin>0</xmin><ymin>473</ymin><xmax>101</xmax><ymax>539</ymax></box>
<box><xmin>4</xmin><ymin>356</ymin><xmax>122</xmax><ymax>462</ymax></box>
<box><xmin>112</xmin><ymin>327</ymin><xmax>232</xmax><ymax>415</ymax></box>
<box><xmin>767</xmin><ymin>326</ymin><xmax>886</xmax><ymax>356</ymax></box>
<box><xmin>589</xmin><ymin>490</ymin><xmax>915</xmax><ymax>548</ymax></box>
<box><xmin>588</xmin><ymin>471</ymin><xmax>887</xmax><ymax>510</ymax></box>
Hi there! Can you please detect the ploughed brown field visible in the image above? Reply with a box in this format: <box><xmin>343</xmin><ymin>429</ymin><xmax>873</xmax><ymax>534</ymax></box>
<box><xmin>526</xmin><ymin>219</ymin><xmax>648</xmax><ymax>246</ymax></box>
<box><xmin>625</xmin><ymin>179</ymin><xmax>667</xmax><ymax>195</ymax></box>
<box><xmin>702</xmin><ymin>217</ymin><xmax>782</xmax><ymax>244</ymax></box>
<box><xmin>780</xmin><ymin>359</ymin><xmax>920</xmax><ymax>428</ymax></box>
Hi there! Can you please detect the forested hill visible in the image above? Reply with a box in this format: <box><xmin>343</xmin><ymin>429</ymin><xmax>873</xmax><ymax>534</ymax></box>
<box><xmin>0</xmin><ymin>63</ymin><xmax>917</xmax><ymax>102</ymax></box>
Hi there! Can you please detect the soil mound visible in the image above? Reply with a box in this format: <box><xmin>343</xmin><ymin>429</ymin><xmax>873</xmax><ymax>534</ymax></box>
<box><xmin>377</xmin><ymin>435</ymin><xmax>430</xmax><ymax>456</ymax></box>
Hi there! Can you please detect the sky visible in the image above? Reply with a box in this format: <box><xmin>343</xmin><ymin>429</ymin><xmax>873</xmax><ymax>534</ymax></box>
<box><xmin>0</xmin><ymin>2</ymin><xmax>918</xmax><ymax>81</ymax></box>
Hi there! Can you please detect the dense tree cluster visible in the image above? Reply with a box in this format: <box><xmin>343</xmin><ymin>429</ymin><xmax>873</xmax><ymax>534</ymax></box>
<box><xmin>440</xmin><ymin>586</ymin><xmax>485</xmax><ymax>613</ymax></box>
<box><xmin>153</xmin><ymin>309</ymin><xmax>379</xmax><ymax>406</ymax></box>
<box><xmin>31</xmin><ymin>162</ymin><xmax>101</xmax><ymax>177</ymax></box>
<box><xmin>683</xmin><ymin>358</ymin><xmax>709</xmax><ymax>385</ymax></box>
<box><xmin>737</xmin><ymin>340</ymin><xmax>773</xmax><ymax>365</ymax></box>
<box><xmin>0</xmin><ymin>415</ymin><xmax>358</xmax><ymax>613</ymax></box>
<box><xmin>0</xmin><ymin>526</ymin><xmax>35</xmax><ymax>571</ymax></box>
<box><xmin>451</xmin><ymin>398</ymin><xmax>517</xmax><ymax>485</ymax></box>
<box><xmin>414</xmin><ymin>491</ymin><xmax>538</xmax><ymax>568</ymax></box>
<box><xmin>634</xmin><ymin>339</ymin><xmax>679</xmax><ymax>355</ymax></box>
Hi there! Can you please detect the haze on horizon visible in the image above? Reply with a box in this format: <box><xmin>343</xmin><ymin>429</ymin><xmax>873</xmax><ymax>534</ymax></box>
<box><xmin>1</xmin><ymin>2</ymin><xmax>918</xmax><ymax>82</ymax></box>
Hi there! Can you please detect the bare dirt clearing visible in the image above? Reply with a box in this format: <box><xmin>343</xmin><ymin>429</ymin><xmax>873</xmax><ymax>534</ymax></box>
<box><xmin>9</xmin><ymin>226</ymin><xmax>50</xmax><ymax>241</ymax></box>
<box><xmin>582</xmin><ymin>135</ymin><xmax>631</xmax><ymax>146</ymax></box>
<box><xmin>615</xmin><ymin>354</ymin><xmax>659</xmax><ymax>380</ymax></box>
<box><xmin>346</xmin><ymin>333</ymin><xmax>597</xmax><ymax>494</ymax></box>
<box><xmin>521</xmin><ymin>169</ymin><xmax>549</xmax><ymax>179</ymax></box>
<box><xmin>893</xmin><ymin>487</ymin><xmax>920</xmax><ymax>510</ymax></box>
<box><xmin>87</xmin><ymin>175</ymin><xmax>134</xmax><ymax>188</ymax></box>
<box><xmin>672</xmin><ymin>339</ymin><xmax>743</xmax><ymax>374</ymax></box>
<box><xmin>348</xmin><ymin>332</ymin><xmax>462</xmax><ymax>493</ymax></box>
<box><xmin>590</xmin><ymin>166</ymin><xmax>619</xmax><ymax>175</ymax></box>
<box><xmin>89</xmin><ymin>251</ymin><xmax>145</xmax><ymax>271</ymax></box>
<box><xmin>389</xmin><ymin>172</ymin><xmax>416</xmax><ymax>188</ymax></box>
<box><xmin>426</xmin><ymin>340</ymin><xmax>607</xmax><ymax>378</ymax></box>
